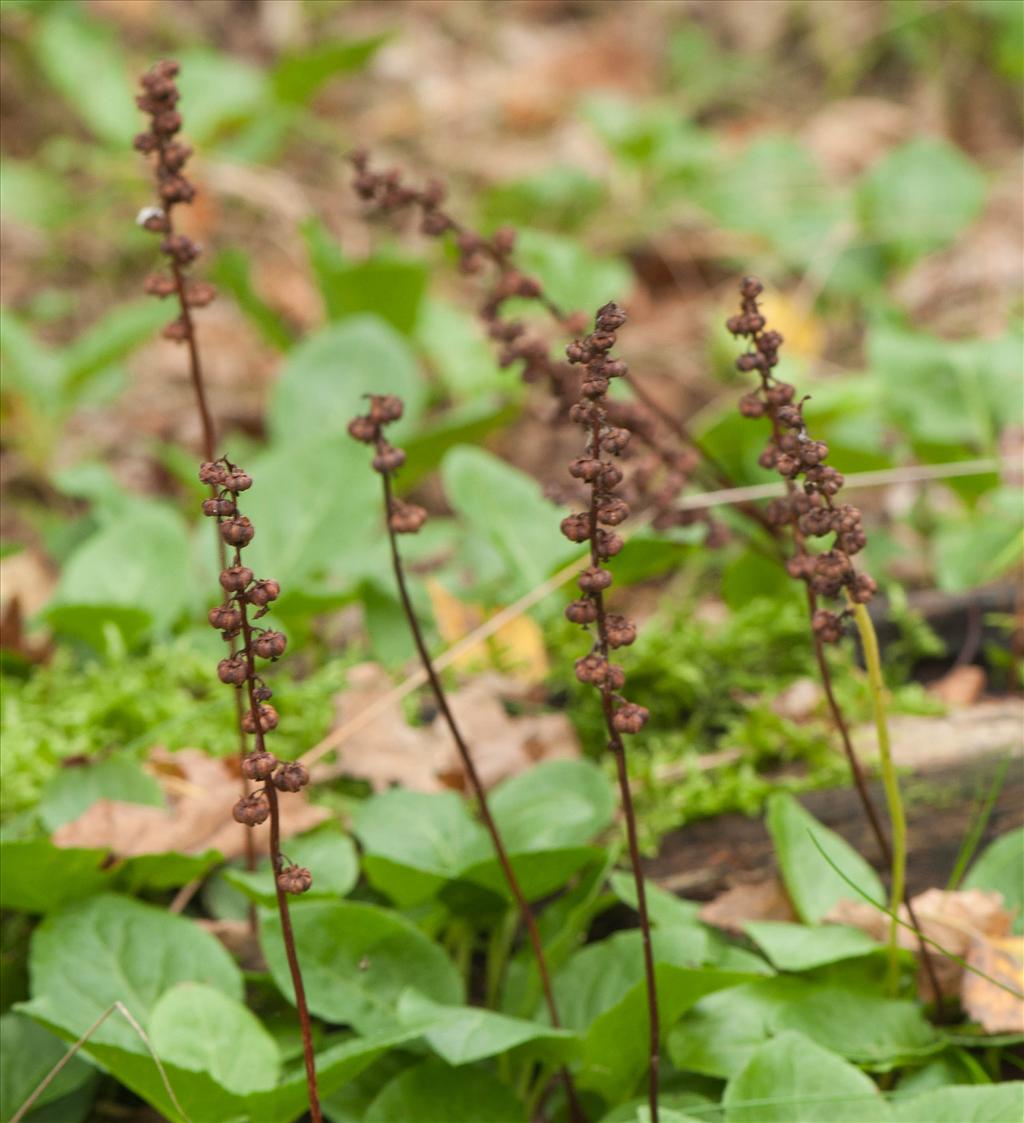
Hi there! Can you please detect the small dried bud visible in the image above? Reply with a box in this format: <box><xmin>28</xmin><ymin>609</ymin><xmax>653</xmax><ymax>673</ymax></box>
<box><xmin>223</xmin><ymin>470</ymin><xmax>253</xmax><ymax>493</ymax></box>
<box><xmin>560</xmin><ymin>513</ymin><xmax>591</xmax><ymax>543</ymax></box>
<box><xmin>246</xmin><ymin>579</ymin><xmax>281</xmax><ymax>607</ymax></box>
<box><xmin>199</xmin><ymin>461</ymin><xmax>227</xmax><ymax>485</ymax></box>
<box><xmin>582</xmin><ymin>374</ymin><xmax>610</xmax><ymax>399</ymax></box>
<box><xmin>578</xmin><ymin>566</ymin><xmax>613</xmax><ymax>593</ymax></box>
<box><xmin>612</xmin><ymin>702</ymin><xmax>649</xmax><ymax>734</ymax></box>
<box><xmin>161</xmin><ymin>233</ymin><xmax>199</xmax><ymax>264</ymax></box>
<box><xmin>253</xmin><ymin>630</ymin><xmax>287</xmax><ymax>660</ymax></box>
<box><xmin>233</xmin><ymin>791</ymin><xmax>270</xmax><ymax>826</ymax></box>
<box><xmin>765</xmin><ymin>382</ymin><xmax>796</xmax><ymax>406</ymax></box>
<box><xmin>565</xmin><ymin>598</ymin><xmax>598</xmax><ymax>625</ymax></box>
<box><xmin>369</xmin><ymin>395</ymin><xmax>404</xmax><ymax>424</ymax></box>
<box><xmin>217</xmin><ymin>656</ymin><xmax>248</xmax><ymax>686</ymax></box>
<box><xmin>491</xmin><ymin>227</ymin><xmax>517</xmax><ymax>255</ymax></box>
<box><xmin>372</xmin><ymin>445</ymin><xmax>406</xmax><ymax>474</ymax></box>
<box><xmin>208</xmin><ymin>605</ymin><xmax>242</xmax><ymax>632</ymax></box>
<box><xmin>242</xmin><ymin>704</ymin><xmax>279</xmax><ymax>734</ymax></box>
<box><xmin>850</xmin><ymin>573</ymin><xmax>877</xmax><ymax>604</ymax></box>
<box><xmin>602</xmin><ymin>427</ymin><xmax>631</xmax><ymax>454</ymax></box>
<box><xmin>594</xmin><ymin>529</ymin><xmax>623</xmax><ymax>558</ymax></box>
<box><xmin>220</xmin><ymin>517</ymin><xmax>255</xmax><ymax>547</ymax></box>
<box><xmin>596</xmin><ymin>498</ymin><xmax>629</xmax><ymax>526</ymax></box>
<box><xmin>575</xmin><ymin>653</ymin><xmax>607</xmax><ymax>685</ymax></box>
<box><xmin>598</xmin><ymin>463</ymin><xmax>624</xmax><ymax>489</ymax></box>
<box><xmin>144</xmin><ymin>273</ymin><xmax>176</xmax><ymax>298</ymax></box>
<box><xmin>566</xmin><ymin>340</ymin><xmax>588</xmax><ymax>364</ymax></box>
<box><xmin>812</xmin><ymin>610</ymin><xmax>844</xmax><ymax>644</ymax></box>
<box><xmin>348</xmin><ymin>416</ymin><xmax>378</xmax><ymax>443</ymax></box>
<box><xmin>569</xmin><ymin>457</ymin><xmax>603</xmax><ymax>482</ymax></box>
<box><xmin>201</xmin><ymin>497</ymin><xmax>236</xmax><ymax>517</ymax></box>
<box><xmin>388</xmin><ymin>499</ymin><xmax>428</xmax><ymax>534</ymax></box>
<box><xmin>739</xmin><ymin>393</ymin><xmax>766</xmax><ymax>418</ymax></box>
<box><xmin>220</xmin><ymin>565</ymin><xmax>254</xmax><ymax>592</ymax></box>
<box><xmin>186</xmin><ymin>281</ymin><xmax>216</xmax><ymax>308</ymax></box>
<box><xmin>273</xmin><ymin>762</ymin><xmax>309</xmax><ymax>792</ymax></box>
<box><xmin>740</xmin><ymin>276</ymin><xmax>764</xmax><ymax>299</ymax></box>
<box><xmin>162</xmin><ymin>318</ymin><xmax>188</xmax><ymax>343</ymax></box>
<box><xmin>277</xmin><ymin>866</ymin><xmax>313</xmax><ymax>894</ymax></box>
<box><xmin>605</xmin><ymin>614</ymin><xmax>637</xmax><ymax>648</ymax></box>
<box><xmin>242</xmin><ymin>751</ymin><xmax>278</xmax><ymax>780</ymax></box>
<box><xmin>595</xmin><ymin>302</ymin><xmax>627</xmax><ymax>332</ymax></box>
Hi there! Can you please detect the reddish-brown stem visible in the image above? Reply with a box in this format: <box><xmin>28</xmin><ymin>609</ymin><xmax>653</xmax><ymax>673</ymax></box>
<box><xmin>236</xmin><ymin>555</ymin><xmax>322</xmax><ymax>1123</ymax></box>
<box><xmin>586</xmin><ymin>415</ymin><xmax>660</xmax><ymax>1123</ymax></box>
<box><xmin>378</xmin><ymin>469</ymin><xmax>586</xmax><ymax>1123</ymax></box>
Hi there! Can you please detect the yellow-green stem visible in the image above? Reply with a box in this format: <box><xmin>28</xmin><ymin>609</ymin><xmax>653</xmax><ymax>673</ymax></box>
<box><xmin>851</xmin><ymin>601</ymin><xmax>905</xmax><ymax>995</ymax></box>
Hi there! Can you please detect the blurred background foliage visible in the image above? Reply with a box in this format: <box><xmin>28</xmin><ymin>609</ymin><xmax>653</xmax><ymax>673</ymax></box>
<box><xmin>1</xmin><ymin>0</ymin><xmax>1021</xmax><ymax>827</ymax></box>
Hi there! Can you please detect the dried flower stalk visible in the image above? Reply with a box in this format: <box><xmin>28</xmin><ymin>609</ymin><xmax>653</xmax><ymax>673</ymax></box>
<box><xmin>561</xmin><ymin>304</ymin><xmax>660</xmax><ymax>1123</ymax></box>
<box><xmin>349</xmin><ymin>395</ymin><xmax>587</xmax><ymax>1123</ymax></box>
<box><xmin>727</xmin><ymin>277</ymin><xmax>942</xmax><ymax>1013</ymax></box>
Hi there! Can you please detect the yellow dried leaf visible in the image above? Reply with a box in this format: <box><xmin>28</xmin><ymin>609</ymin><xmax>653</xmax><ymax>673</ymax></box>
<box><xmin>758</xmin><ymin>291</ymin><xmax>825</xmax><ymax>359</ymax></box>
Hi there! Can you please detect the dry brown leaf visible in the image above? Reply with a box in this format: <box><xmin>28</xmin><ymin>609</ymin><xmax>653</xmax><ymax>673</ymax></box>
<box><xmin>928</xmin><ymin>665</ymin><xmax>986</xmax><ymax>707</ymax></box>
<box><xmin>700</xmin><ymin>877</ymin><xmax>797</xmax><ymax>934</ymax></box>
<box><xmin>802</xmin><ymin>97</ymin><xmax>912</xmax><ymax>180</ymax></box>
<box><xmin>963</xmin><ymin>933</ymin><xmax>1024</xmax><ymax>1033</ymax></box>
<box><xmin>53</xmin><ymin>748</ymin><xmax>327</xmax><ymax>861</ymax></box>
<box><xmin>322</xmin><ymin>664</ymin><xmax>579</xmax><ymax>792</ymax></box>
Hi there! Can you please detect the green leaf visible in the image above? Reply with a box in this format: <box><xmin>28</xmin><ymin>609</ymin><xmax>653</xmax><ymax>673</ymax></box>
<box><xmin>514</xmin><ymin>229</ymin><xmax>632</xmax><ymax>315</ymax></box>
<box><xmin>766</xmin><ymin>793</ymin><xmax>884</xmax><ymax>924</ymax></box>
<box><xmin>365</xmin><ymin>1060</ymin><xmax>523</xmax><ymax>1123</ymax></box>
<box><xmin>318</xmin><ymin>255</ymin><xmax>429</xmax><ymax>335</ymax></box>
<box><xmin>272</xmin><ymin>35</ymin><xmax>388</xmax><ymax>104</ymax></box>
<box><xmin>414</xmin><ymin>298</ymin><xmax>508</xmax><ymax>398</ymax></box>
<box><xmin>481</xmin><ymin>167</ymin><xmax>604</xmax><ymax>232</ymax></box>
<box><xmin>0</xmin><ymin>837</ymin><xmax>112</xmax><ymax>913</ymax></box>
<box><xmin>33</xmin><ymin>9</ymin><xmax>137</xmax><ymax>147</ymax></box>
<box><xmin>772</xmin><ymin>987</ymin><xmax>941</xmax><ymax>1070</ymax></box>
<box><xmin>260</xmin><ymin>900</ymin><xmax>462</xmax><ymax>1035</ymax></box>
<box><xmin>270</xmin><ymin>315</ymin><xmax>424</xmax><ymax>446</ymax></box>
<box><xmin>175</xmin><ymin>48</ymin><xmax>268</xmax><ymax>143</ymax></box>
<box><xmin>933</xmin><ymin>490</ymin><xmax>1024</xmax><ymax>594</ymax></box>
<box><xmin>890</xmin><ymin>1085</ymin><xmax>1024</xmax><ymax>1122</ymax></box>
<box><xmin>0</xmin><ymin>308</ymin><xmax>64</xmax><ymax>405</ymax></box>
<box><xmin>224</xmin><ymin>825</ymin><xmax>359</xmax><ymax>905</ymax></box>
<box><xmin>149</xmin><ymin>983</ymin><xmax>279</xmax><ymax>1095</ymax></box>
<box><xmin>60</xmin><ymin>301</ymin><xmax>173</xmax><ymax>400</ymax></box>
<box><xmin>0</xmin><ymin>159</ymin><xmax>72</xmax><ymax>231</ymax></box>
<box><xmin>242</xmin><ymin>434</ymin><xmax>381</xmax><ymax>592</ymax></box>
<box><xmin>489</xmin><ymin>759</ymin><xmax>615</xmax><ymax>851</ymax></box>
<box><xmin>46</xmin><ymin>500</ymin><xmax>192</xmax><ymax>636</ymax></box>
<box><xmin>556</xmin><ymin>928</ymin><xmax>761</xmax><ymax>1102</ymax></box>
<box><xmin>609</xmin><ymin>871</ymin><xmax>703</xmax><ymax>928</ymax></box>
<box><xmin>396</xmin><ymin>989</ymin><xmax>577</xmax><ymax>1066</ymax></box>
<box><xmin>668</xmin><ymin>977</ymin><xmax>808</xmax><ymax>1079</ymax></box>
<box><xmin>0</xmin><ymin>1011</ymin><xmax>95</xmax><ymax>1120</ymax></box>
<box><xmin>964</xmin><ymin>827</ymin><xmax>1024</xmax><ymax>934</ymax></box>
<box><xmin>857</xmin><ymin>139</ymin><xmax>986</xmax><ymax>264</ymax></box>
<box><xmin>24</xmin><ymin>894</ymin><xmax>242</xmax><ymax>1052</ymax></box>
<box><xmin>210</xmin><ymin>249</ymin><xmax>295</xmax><ymax>351</ymax></box>
<box><xmin>441</xmin><ymin>445</ymin><xmax>573</xmax><ymax>596</ymax></box>
<box><xmin>743</xmin><ymin>922</ymin><xmax>881</xmax><ymax>972</ymax></box>
<box><xmin>723</xmin><ymin>1031</ymin><xmax>893</xmax><ymax>1121</ymax></box>
<box><xmin>37</xmin><ymin>755</ymin><xmax>163</xmax><ymax>832</ymax></box>
<box><xmin>456</xmin><ymin>847</ymin><xmax>604</xmax><ymax>908</ymax></box>
<box><xmin>116</xmin><ymin>849</ymin><xmax>223</xmax><ymax>894</ymax></box>
<box><xmin>352</xmin><ymin>789</ymin><xmax>490</xmax><ymax>907</ymax></box>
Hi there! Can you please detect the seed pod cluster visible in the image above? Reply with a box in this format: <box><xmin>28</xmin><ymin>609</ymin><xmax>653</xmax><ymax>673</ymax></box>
<box><xmin>134</xmin><ymin>60</ymin><xmax>215</xmax><ymax>340</ymax></box>
<box><xmin>727</xmin><ymin>278</ymin><xmax>877</xmax><ymax>642</ymax></box>
<box><xmin>201</xmin><ymin>458</ymin><xmax>311</xmax><ymax>892</ymax></box>
<box><xmin>563</xmin><ymin>303</ymin><xmax>650</xmax><ymax>740</ymax></box>
<box><xmin>347</xmin><ymin>395</ymin><xmax>428</xmax><ymax>534</ymax></box>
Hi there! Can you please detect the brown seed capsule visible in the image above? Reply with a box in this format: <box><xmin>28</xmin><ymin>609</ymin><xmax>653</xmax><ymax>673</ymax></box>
<box><xmin>223</xmin><ymin>470</ymin><xmax>252</xmax><ymax>493</ymax></box>
<box><xmin>143</xmin><ymin>273</ymin><xmax>176</xmax><ymax>298</ymax></box>
<box><xmin>560</xmin><ymin>514</ymin><xmax>591</xmax><ymax>543</ymax></box>
<box><xmin>598</xmin><ymin>463</ymin><xmax>624</xmax><ymax>489</ymax></box>
<box><xmin>578</xmin><ymin>566</ymin><xmax>613</xmax><ymax>593</ymax></box>
<box><xmin>372</xmin><ymin>445</ymin><xmax>406</xmax><ymax>474</ymax></box>
<box><xmin>242</xmin><ymin>704</ymin><xmax>279</xmax><ymax>734</ymax></box>
<box><xmin>273</xmin><ymin>762</ymin><xmax>309</xmax><ymax>792</ymax></box>
<box><xmin>220</xmin><ymin>565</ymin><xmax>254</xmax><ymax>592</ymax></box>
<box><xmin>812</xmin><ymin>609</ymin><xmax>844</xmax><ymax>644</ymax></box>
<box><xmin>208</xmin><ymin>605</ymin><xmax>242</xmax><ymax>632</ymax></box>
<box><xmin>605</xmin><ymin>614</ymin><xmax>637</xmax><ymax>648</ymax></box>
<box><xmin>242</xmin><ymin>751</ymin><xmax>278</xmax><ymax>780</ymax></box>
<box><xmin>739</xmin><ymin>393</ymin><xmax>766</xmax><ymax>418</ymax></box>
<box><xmin>348</xmin><ymin>416</ymin><xmax>378</xmax><ymax>444</ymax></box>
<box><xmin>602</xmin><ymin>427</ymin><xmax>631</xmax><ymax>454</ymax></box>
<box><xmin>220</xmin><ymin>517</ymin><xmax>255</xmax><ymax>547</ymax></box>
<box><xmin>217</xmin><ymin>656</ymin><xmax>248</xmax><ymax>685</ymax></box>
<box><xmin>185</xmin><ymin>281</ymin><xmax>216</xmax><ymax>308</ymax></box>
<box><xmin>565</xmin><ymin>598</ymin><xmax>598</xmax><ymax>625</ymax></box>
<box><xmin>253</xmin><ymin>631</ymin><xmax>287</xmax><ymax>660</ymax></box>
<box><xmin>850</xmin><ymin>573</ymin><xmax>877</xmax><ymax>604</ymax></box>
<box><xmin>569</xmin><ymin>457</ymin><xmax>602</xmax><ymax>481</ymax></box>
<box><xmin>277</xmin><ymin>866</ymin><xmax>313</xmax><ymax>895</ymax></box>
<box><xmin>233</xmin><ymin>791</ymin><xmax>270</xmax><ymax>826</ymax></box>
<box><xmin>612</xmin><ymin>702</ymin><xmax>649</xmax><ymax>734</ymax></box>
<box><xmin>369</xmin><ymin>395</ymin><xmax>404</xmax><ymax>424</ymax></box>
<box><xmin>388</xmin><ymin>499</ymin><xmax>428</xmax><ymax>534</ymax></box>
<box><xmin>594</xmin><ymin>529</ymin><xmax>623</xmax><ymax>558</ymax></box>
<box><xmin>201</xmin><ymin>497</ymin><xmax>237</xmax><ymax>518</ymax></box>
<box><xmin>199</xmin><ymin>461</ymin><xmax>227</xmax><ymax>485</ymax></box>
<box><xmin>596</xmin><ymin>499</ymin><xmax>629</xmax><ymax>526</ymax></box>
<box><xmin>575</xmin><ymin>653</ymin><xmax>607</xmax><ymax>685</ymax></box>
<box><xmin>246</xmin><ymin>579</ymin><xmax>281</xmax><ymax>607</ymax></box>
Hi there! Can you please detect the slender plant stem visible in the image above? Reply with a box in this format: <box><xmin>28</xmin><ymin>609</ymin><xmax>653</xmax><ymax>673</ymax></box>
<box><xmin>378</xmin><ymin>470</ymin><xmax>587</xmax><ymax>1123</ymax></box>
<box><xmin>237</xmin><ymin>563</ymin><xmax>322</xmax><ymax>1123</ymax></box>
<box><xmin>586</xmin><ymin>414</ymin><xmax>660</xmax><ymax>1123</ymax></box>
<box><xmin>850</xmin><ymin>601</ymin><xmax>906</xmax><ymax>996</ymax></box>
